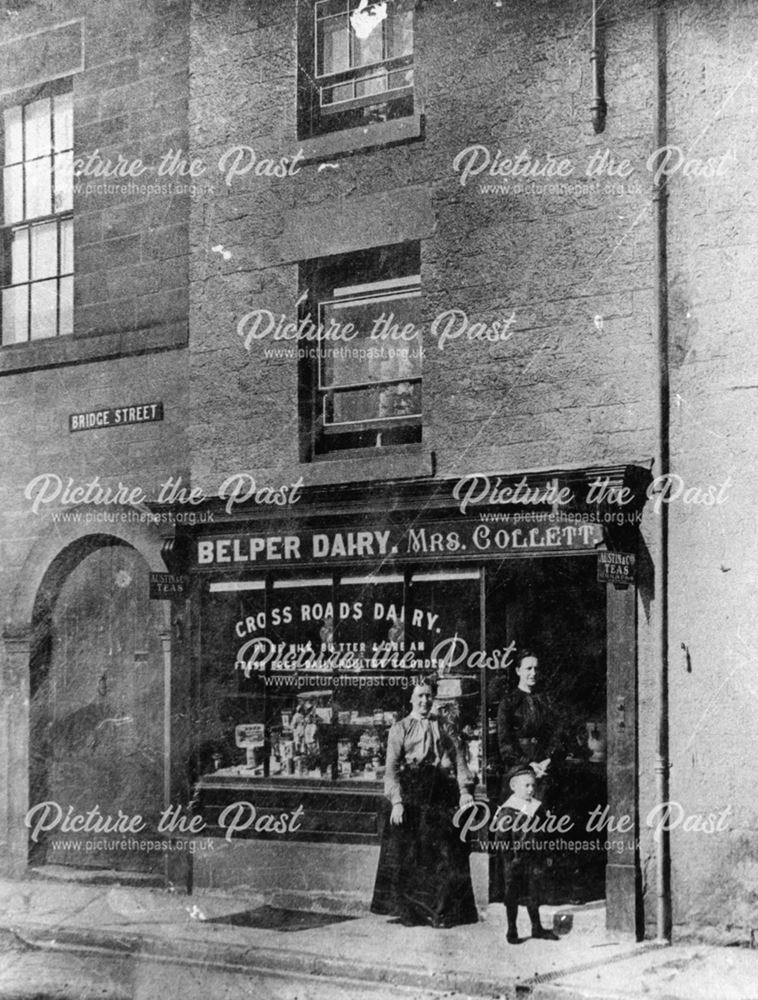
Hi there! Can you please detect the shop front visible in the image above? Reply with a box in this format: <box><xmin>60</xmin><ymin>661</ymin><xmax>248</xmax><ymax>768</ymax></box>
<box><xmin>176</xmin><ymin>468</ymin><xmax>646</xmax><ymax>932</ymax></box>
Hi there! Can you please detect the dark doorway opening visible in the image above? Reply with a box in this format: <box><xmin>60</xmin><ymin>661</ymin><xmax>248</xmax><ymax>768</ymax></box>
<box><xmin>485</xmin><ymin>556</ymin><xmax>607</xmax><ymax>906</ymax></box>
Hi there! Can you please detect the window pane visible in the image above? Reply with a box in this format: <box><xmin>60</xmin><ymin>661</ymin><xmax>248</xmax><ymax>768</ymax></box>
<box><xmin>2</xmin><ymin>285</ymin><xmax>28</xmax><ymax>344</ymax></box>
<box><xmin>10</xmin><ymin>227</ymin><xmax>29</xmax><ymax>284</ymax></box>
<box><xmin>269</xmin><ymin>578</ymin><xmax>337</xmax><ymax>662</ymax></box>
<box><xmin>333</xmin><ymin>575</ymin><xmax>412</xmax><ymax>767</ymax></box>
<box><xmin>326</xmin><ymin>385</ymin><xmax>376</xmax><ymax>424</ymax></box>
<box><xmin>320</xmin><ymin>290</ymin><xmax>421</xmax><ymax>387</ymax></box>
<box><xmin>24</xmin><ymin>98</ymin><xmax>51</xmax><ymax>160</ymax></box>
<box><xmin>31</xmin><ymin>222</ymin><xmax>58</xmax><ymax>279</ymax></box>
<box><xmin>408</xmin><ymin>573</ymin><xmax>482</xmax><ymax>737</ymax></box>
<box><xmin>378</xmin><ymin>380</ymin><xmax>421</xmax><ymax>419</ymax></box>
<box><xmin>388</xmin><ymin>66</ymin><xmax>413</xmax><ymax>92</ymax></box>
<box><xmin>60</xmin><ymin>218</ymin><xmax>73</xmax><ymax>273</ymax></box>
<box><xmin>25</xmin><ymin>156</ymin><xmax>52</xmax><ymax>218</ymax></box>
<box><xmin>3</xmin><ymin>164</ymin><xmax>24</xmax><ymax>224</ymax></box>
<box><xmin>54</xmin><ymin>151</ymin><xmax>73</xmax><ymax>212</ymax></box>
<box><xmin>325</xmin><ymin>381</ymin><xmax>421</xmax><ymax>425</ymax></box>
<box><xmin>198</xmin><ymin>588</ymin><xmax>268</xmax><ymax>778</ymax></box>
<box><xmin>30</xmin><ymin>277</ymin><xmax>57</xmax><ymax>340</ymax></box>
<box><xmin>387</xmin><ymin>8</ymin><xmax>413</xmax><ymax>59</ymax></box>
<box><xmin>351</xmin><ymin>13</ymin><xmax>385</xmax><ymax>67</ymax></box>
<box><xmin>4</xmin><ymin>105</ymin><xmax>23</xmax><ymax>164</ymax></box>
<box><xmin>337</xmin><ymin>574</ymin><xmax>406</xmax><ymax>652</ymax></box>
<box><xmin>318</xmin><ymin>12</ymin><xmax>349</xmax><ymax>75</ymax></box>
<box><xmin>53</xmin><ymin>92</ymin><xmax>73</xmax><ymax>151</ymax></box>
<box><xmin>355</xmin><ymin>68</ymin><xmax>388</xmax><ymax>98</ymax></box>
<box><xmin>59</xmin><ymin>275</ymin><xmax>73</xmax><ymax>336</ymax></box>
<box><xmin>322</xmin><ymin>80</ymin><xmax>354</xmax><ymax>106</ymax></box>
<box><xmin>408</xmin><ymin>574</ymin><xmax>481</xmax><ymax>669</ymax></box>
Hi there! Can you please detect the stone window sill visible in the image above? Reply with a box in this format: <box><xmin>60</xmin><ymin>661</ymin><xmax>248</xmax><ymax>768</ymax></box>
<box><xmin>299</xmin><ymin>113</ymin><xmax>424</xmax><ymax>165</ymax></box>
<box><xmin>300</xmin><ymin>446</ymin><xmax>433</xmax><ymax>487</ymax></box>
<box><xmin>0</xmin><ymin>321</ymin><xmax>187</xmax><ymax>375</ymax></box>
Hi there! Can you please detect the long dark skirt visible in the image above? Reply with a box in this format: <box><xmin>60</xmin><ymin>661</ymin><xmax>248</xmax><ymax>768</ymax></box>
<box><xmin>370</xmin><ymin>764</ymin><xmax>478</xmax><ymax>927</ymax></box>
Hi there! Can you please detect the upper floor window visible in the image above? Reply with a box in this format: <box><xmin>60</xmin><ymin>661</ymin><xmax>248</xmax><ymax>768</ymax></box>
<box><xmin>1</xmin><ymin>84</ymin><xmax>73</xmax><ymax>345</ymax></box>
<box><xmin>299</xmin><ymin>242</ymin><xmax>422</xmax><ymax>459</ymax></box>
<box><xmin>298</xmin><ymin>0</ymin><xmax>414</xmax><ymax>138</ymax></box>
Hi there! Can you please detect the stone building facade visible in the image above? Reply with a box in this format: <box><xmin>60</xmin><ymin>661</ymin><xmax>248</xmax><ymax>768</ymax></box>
<box><xmin>0</xmin><ymin>0</ymin><xmax>756</xmax><ymax>942</ymax></box>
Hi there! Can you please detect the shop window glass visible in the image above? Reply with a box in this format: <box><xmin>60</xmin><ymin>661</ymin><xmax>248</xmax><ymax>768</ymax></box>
<box><xmin>196</xmin><ymin>581</ymin><xmax>268</xmax><ymax>780</ymax></box>
<box><xmin>329</xmin><ymin>572</ymin><xmax>410</xmax><ymax>780</ymax></box>
<box><xmin>299</xmin><ymin>0</ymin><xmax>414</xmax><ymax>138</ymax></box>
<box><xmin>408</xmin><ymin>569</ymin><xmax>483</xmax><ymax>779</ymax></box>
<box><xmin>196</xmin><ymin>569</ymin><xmax>483</xmax><ymax>786</ymax></box>
<box><xmin>266</xmin><ymin>577</ymin><xmax>337</xmax><ymax>780</ymax></box>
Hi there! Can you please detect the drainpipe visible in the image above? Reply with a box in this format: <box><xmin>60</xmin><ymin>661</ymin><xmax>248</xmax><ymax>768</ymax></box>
<box><xmin>590</xmin><ymin>0</ymin><xmax>607</xmax><ymax>133</ymax></box>
<box><xmin>652</xmin><ymin>0</ymin><xmax>672</xmax><ymax>944</ymax></box>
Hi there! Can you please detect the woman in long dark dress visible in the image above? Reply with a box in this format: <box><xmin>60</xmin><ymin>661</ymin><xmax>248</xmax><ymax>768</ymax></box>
<box><xmin>498</xmin><ymin>650</ymin><xmax>564</xmax><ymax>796</ymax></box>
<box><xmin>491</xmin><ymin>650</ymin><xmax>565</xmax><ymax>906</ymax></box>
<box><xmin>370</xmin><ymin>678</ymin><xmax>478</xmax><ymax>928</ymax></box>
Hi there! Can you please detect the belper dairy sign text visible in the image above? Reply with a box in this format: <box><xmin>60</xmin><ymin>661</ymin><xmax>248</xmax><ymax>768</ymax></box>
<box><xmin>196</xmin><ymin>518</ymin><xmax>603</xmax><ymax>568</ymax></box>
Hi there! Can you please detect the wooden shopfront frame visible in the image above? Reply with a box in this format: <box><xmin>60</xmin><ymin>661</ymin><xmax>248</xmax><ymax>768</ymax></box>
<box><xmin>169</xmin><ymin>466</ymin><xmax>647</xmax><ymax>935</ymax></box>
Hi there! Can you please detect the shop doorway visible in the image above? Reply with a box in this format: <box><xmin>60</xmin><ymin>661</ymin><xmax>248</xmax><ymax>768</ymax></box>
<box><xmin>485</xmin><ymin>556</ymin><xmax>610</xmax><ymax>906</ymax></box>
<box><xmin>28</xmin><ymin>537</ymin><xmax>165</xmax><ymax>872</ymax></box>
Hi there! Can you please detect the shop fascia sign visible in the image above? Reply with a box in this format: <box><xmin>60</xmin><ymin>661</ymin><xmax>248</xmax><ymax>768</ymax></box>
<box><xmin>196</xmin><ymin>518</ymin><xmax>603</xmax><ymax>569</ymax></box>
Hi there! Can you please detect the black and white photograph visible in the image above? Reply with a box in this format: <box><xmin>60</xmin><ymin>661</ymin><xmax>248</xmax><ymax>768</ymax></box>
<box><xmin>0</xmin><ymin>1</ymin><xmax>756</xmax><ymax>998</ymax></box>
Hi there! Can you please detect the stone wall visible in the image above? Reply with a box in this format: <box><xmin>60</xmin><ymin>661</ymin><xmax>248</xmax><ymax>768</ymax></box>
<box><xmin>188</xmin><ymin>0</ymin><xmax>658</xmax><ymax>491</ymax></box>
<box><xmin>0</xmin><ymin>0</ymin><xmax>191</xmax><ymax>624</ymax></box>
<box><xmin>0</xmin><ymin>0</ymin><xmax>191</xmax><ymax>874</ymax></box>
<box><xmin>662</xmin><ymin>0</ymin><xmax>758</xmax><ymax>938</ymax></box>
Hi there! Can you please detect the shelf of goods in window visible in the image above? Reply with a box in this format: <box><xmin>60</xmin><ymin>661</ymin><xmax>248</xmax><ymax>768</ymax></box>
<box><xmin>270</xmin><ymin>690</ymin><xmax>335</xmax><ymax>780</ymax></box>
<box><xmin>336</xmin><ymin>721</ymin><xmax>390</xmax><ymax>781</ymax></box>
<box><xmin>332</xmin><ymin>704</ymin><xmax>397</xmax><ymax>781</ymax></box>
<box><xmin>209</xmin><ymin>722</ymin><xmax>266</xmax><ymax>778</ymax></box>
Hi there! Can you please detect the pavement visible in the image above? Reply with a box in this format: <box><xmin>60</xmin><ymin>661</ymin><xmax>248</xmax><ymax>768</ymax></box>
<box><xmin>0</xmin><ymin>874</ymin><xmax>756</xmax><ymax>1000</ymax></box>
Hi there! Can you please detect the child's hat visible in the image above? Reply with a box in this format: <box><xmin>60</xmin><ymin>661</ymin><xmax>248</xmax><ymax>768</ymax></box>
<box><xmin>507</xmin><ymin>763</ymin><xmax>535</xmax><ymax>783</ymax></box>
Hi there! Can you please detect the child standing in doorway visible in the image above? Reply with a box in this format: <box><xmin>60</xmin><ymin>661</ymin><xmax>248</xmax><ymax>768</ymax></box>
<box><xmin>495</xmin><ymin>763</ymin><xmax>560</xmax><ymax>944</ymax></box>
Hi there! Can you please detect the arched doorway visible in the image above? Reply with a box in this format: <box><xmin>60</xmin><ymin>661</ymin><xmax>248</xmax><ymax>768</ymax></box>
<box><xmin>29</xmin><ymin>535</ymin><xmax>165</xmax><ymax>872</ymax></box>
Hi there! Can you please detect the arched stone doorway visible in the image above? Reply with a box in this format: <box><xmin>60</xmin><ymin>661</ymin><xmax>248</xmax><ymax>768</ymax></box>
<box><xmin>28</xmin><ymin>534</ymin><xmax>166</xmax><ymax>873</ymax></box>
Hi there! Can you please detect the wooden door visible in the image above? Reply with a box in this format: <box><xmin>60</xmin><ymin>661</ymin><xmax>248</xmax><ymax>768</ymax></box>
<box><xmin>29</xmin><ymin>542</ymin><xmax>164</xmax><ymax>872</ymax></box>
